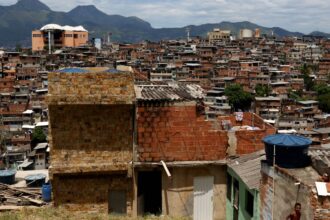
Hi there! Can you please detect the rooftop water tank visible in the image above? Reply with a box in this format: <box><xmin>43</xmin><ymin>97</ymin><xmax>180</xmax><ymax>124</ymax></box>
<box><xmin>263</xmin><ymin>134</ymin><xmax>312</xmax><ymax>168</ymax></box>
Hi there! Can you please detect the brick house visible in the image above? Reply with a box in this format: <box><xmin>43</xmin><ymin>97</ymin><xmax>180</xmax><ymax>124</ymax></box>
<box><xmin>47</xmin><ymin>67</ymin><xmax>135</xmax><ymax>213</ymax></box>
<box><xmin>134</xmin><ymin>83</ymin><xmax>275</xmax><ymax>219</ymax></box>
<box><xmin>47</xmin><ymin>71</ymin><xmax>275</xmax><ymax>218</ymax></box>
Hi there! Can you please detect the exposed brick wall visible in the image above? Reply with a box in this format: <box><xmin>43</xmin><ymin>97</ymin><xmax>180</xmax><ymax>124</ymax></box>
<box><xmin>49</xmin><ymin>105</ymin><xmax>133</xmax><ymax>174</ymax></box>
<box><xmin>137</xmin><ymin>105</ymin><xmax>275</xmax><ymax>162</ymax></box>
<box><xmin>47</xmin><ymin>71</ymin><xmax>135</xmax><ymax>105</ymax></box>
<box><xmin>52</xmin><ymin>174</ymin><xmax>133</xmax><ymax>215</ymax></box>
<box><xmin>137</xmin><ymin>103</ymin><xmax>228</xmax><ymax>162</ymax></box>
<box><xmin>235</xmin><ymin>130</ymin><xmax>268</xmax><ymax>154</ymax></box>
<box><xmin>218</xmin><ymin>113</ymin><xmax>275</xmax><ymax>155</ymax></box>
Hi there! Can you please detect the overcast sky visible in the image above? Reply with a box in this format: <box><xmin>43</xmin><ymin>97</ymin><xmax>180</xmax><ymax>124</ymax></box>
<box><xmin>1</xmin><ymin>0</ymin><xmax>329</xmax><ymax>33</ymax></box>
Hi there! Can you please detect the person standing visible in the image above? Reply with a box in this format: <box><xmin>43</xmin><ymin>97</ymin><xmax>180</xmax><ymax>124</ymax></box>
<box><xmin>286</xmin><ymin>203</ymin><xmax>301</xmax><ymax>220</ymax></box>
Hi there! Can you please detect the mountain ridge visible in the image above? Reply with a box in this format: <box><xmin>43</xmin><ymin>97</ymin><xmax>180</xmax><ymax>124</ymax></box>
<box><xmin>0</xmin><ymin>0</ymin><xmax>328</xmax><ymax>47</ymax></box>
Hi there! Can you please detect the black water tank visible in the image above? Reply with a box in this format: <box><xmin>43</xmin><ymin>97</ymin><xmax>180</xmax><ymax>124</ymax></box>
<box><xmin>263</xmin><ymin>134</ymin><xmax>312</xmax><ymax>168</ymax></box>
<box><xmin>0</xmin><ymin>170</ymin><xmax>16</xmax><ymax>184</ymax></box>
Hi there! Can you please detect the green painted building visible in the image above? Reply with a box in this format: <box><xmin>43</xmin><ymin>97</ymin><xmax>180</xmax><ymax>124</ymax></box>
<box><xmin>226</xmin><ymin>151</ymin><xmax>265</xmax><ymax>220</ymax></box>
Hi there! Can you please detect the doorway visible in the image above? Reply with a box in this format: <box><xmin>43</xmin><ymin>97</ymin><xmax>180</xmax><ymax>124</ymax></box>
<box><xmin>193</xmin><ymin>176</ymin><xmax>214</xmax><ymax>220</ymax></box>
<box><xmin>137</xmin><ymin>170</ymin><xmax>162</xmax><ymax>215</ymax></box>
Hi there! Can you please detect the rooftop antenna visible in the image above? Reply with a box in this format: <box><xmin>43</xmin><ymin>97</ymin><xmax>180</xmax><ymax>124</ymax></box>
<box><xmin>48</xmin><ymin>30</ymin><xmax>52</xmax><ymax>55</ymax></box>
<box><xmin>186</xmin><ymin>27</ymin><xmax>190</xmax><ymax>42</ymax></box>
<box><xmin>108</xmin><ymin>32</ymin><xmax>112</xmax><ymax>45</ymax></box>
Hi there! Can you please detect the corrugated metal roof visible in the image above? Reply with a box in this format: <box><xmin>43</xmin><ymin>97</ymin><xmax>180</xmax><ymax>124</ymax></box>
<box><xmin>309</xmin><ymin>148</ymin><xmax>330</xmax><ymax>168</ymax></box>
<box><xmin>228</xmin><ymin>150</ymin><xmax>265</xmax><ymax>190</ymax></box>
<box><xmin>313</xmin><ymin>127</ymin><xmax>330</xmax><ymax>134</ymax></box>
<box><xmin>34</xmin><ymin>143</ymin><xmax>48</xmax><ymax>150</ymax></box>
<box><xmin>135</xmin><ymin>83</ymin><xmax>205</xmax><ymax>101</ymax></box>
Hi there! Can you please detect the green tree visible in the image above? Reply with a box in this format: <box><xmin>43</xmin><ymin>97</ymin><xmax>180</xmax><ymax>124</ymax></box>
<box><xmin>255</xmin><ymin>84</ymin><xmax>271</xmax><ymax>97</ymax></box>
<box><xmin>314</xmin><ymin>83</ymin><xmax>330</xmax><ymax>96</ymax></box>
<box><xmin>288</xmin><ymin>89</ymin><xmax>303</xmax><ymax>101</ymax></box>
<box><xmin>224</xmin><ymin>84</ymin><xmax>253</xmax><ymax>111</ymax></box>
<box><xmin>301</xmin><ymin>64</ymin><xmax>314</xmax><ymax>91</ymax></box>
<box><xmin>31</xmin><ymin>127</ymin><xmax>46</xmax><ymax>147</ymax></box>
<box><xmin>314</xmin><ymin>83</ymin><xmax>330</xmax><ymax>113</ymax></box>
<box><xmin>318</xmin><ymin>93</ymin><xmax>330</xmax><ymax>113</ymax></box>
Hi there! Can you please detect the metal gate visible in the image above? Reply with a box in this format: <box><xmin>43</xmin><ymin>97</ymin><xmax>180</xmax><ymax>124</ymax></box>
<box><xmin>193</xmin><ymin>176</ymin><xmax>214</xmax><ymax>220</ymax></box>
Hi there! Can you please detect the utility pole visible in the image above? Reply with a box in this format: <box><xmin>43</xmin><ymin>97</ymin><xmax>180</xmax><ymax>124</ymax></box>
<box><xmin>0</xmin><ymin>115</ymin><xmax>8</xmax><ymax>168</ymax></box>
<box><xmin>1</xmin><ymin>58</ymin><xmax>3</xmax><ymax>78</ymax></box>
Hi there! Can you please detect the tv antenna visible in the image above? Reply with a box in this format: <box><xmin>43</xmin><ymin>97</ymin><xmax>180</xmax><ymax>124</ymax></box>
<box><xmin>186</xmin><ymin>27</ymin><xmax>191</xmax><ymax>42</ymax></box>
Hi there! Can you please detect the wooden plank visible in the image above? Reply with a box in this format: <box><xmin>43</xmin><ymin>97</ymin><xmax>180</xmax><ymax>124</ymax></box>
<box><xmin>0</xmin><ymin>205</ymin><xmax>37</xmax><ymax>211</ymax></box>
<box><xmin>21</xmin><ymin>196</ymin><xmax>44</xmax><ymax>205</ymax></box>
<box><xmin>0</xmin><ymin>183</ymin><xmax>40</xmax><ymax>197</ymax></box>
<box><xmin>0</xmin><ymin>205</ymin><xmax>24</xmax><ymax>211</ymax></box>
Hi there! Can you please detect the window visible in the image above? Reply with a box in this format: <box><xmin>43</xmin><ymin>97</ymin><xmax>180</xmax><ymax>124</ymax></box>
<box><xmin>233</xmin><ymin>179</ymin><xmax>239</xmax><ymax>208</ymax></box>
<box><xmin>109</xmin><ymin>190</ymin><xmax>126</xmax><ymax>214</ymax></box>
<box><xmin>245</xmin><ymin>190</ymin><xmax>254</xmax><ymax>217</ymax></box>
<box><xmin>227</xmin><ymin>174</ymin><xmax>232</xmax><ymax>201</ymax></box>
<box><xmin>233</xmin><ymin>179</ymin><xmax>239</xmax><ymax>220</ymax></box>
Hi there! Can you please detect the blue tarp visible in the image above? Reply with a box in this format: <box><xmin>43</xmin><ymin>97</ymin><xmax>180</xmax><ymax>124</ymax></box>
<box><xmin>57</xmin><ymin>68</ymin><xmax>88</xmax><ymax>73</ymax></box>
<box><xmin>263</xmin><ymin>134</ymin><xmax>312</xmax><ymax>147</ymax></box>
<box><xmin>107</xmin><ymin>69</ymin><xmax>122</xmax><ymax>74</ymax></box>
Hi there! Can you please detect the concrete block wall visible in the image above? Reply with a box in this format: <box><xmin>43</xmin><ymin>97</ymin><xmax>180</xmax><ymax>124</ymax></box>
<box><xmin>137</xmin><ymin>103</ymin><xmax>228</xmax><ymax>162</ymax></box>
<box><xmin>47</xmin><ymin>71</ymin><xmax>135</xmax><ymax>105</ymax></box>
<box><xmin>52</xmin><ymin>174</ymin><xmax>133</xmax><ymax>214</ymax></box>
<box><xmin>49</xmin><ymin>105</ymin><xmax>134</xmax><ymax>175</ymax></box>
<box><xmin>47</xmin><ymin>70</ymin><xmax>135</xmax><ymax>213</ymax></box>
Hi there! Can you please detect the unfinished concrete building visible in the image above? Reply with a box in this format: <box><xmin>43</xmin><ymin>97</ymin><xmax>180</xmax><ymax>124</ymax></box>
<box><xmin>47</xmin><ymin>67</ymin><xmax>135</xmax><ymax>213</ymax></box>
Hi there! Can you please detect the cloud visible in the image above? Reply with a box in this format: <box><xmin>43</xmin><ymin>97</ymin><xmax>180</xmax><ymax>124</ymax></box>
<box><xmin>1</xmin><ymin>0</ymin><xmax>329</xmax><ymax>33</ymax></box>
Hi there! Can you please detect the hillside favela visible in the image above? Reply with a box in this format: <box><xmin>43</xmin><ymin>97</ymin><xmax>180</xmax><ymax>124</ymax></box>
<box><xmin>0</xmin><ymin>0</ymin><xmax>330</xmax><ymax>219</ymax></box>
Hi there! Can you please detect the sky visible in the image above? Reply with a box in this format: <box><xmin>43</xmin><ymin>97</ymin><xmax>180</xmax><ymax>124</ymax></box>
<box><xmin>1</xmin><ymin>0</ymin><xmax>329</xmax><ymax>33</ymax></box>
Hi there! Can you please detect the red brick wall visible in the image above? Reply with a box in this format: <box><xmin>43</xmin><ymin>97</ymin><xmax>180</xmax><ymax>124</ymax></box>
<box><xmin>137</xmin><ymin>105</ymin><xmax>275</xmax><ymax>161</ymax></box>
<box><xmin>137</xmin><ymin>104</ymin><xmax>228</xmax><ymax>162</ymax></box>
<box><xmin>218</xmin><ymin>113</ymin><xmax>275</xmax><ymax>155</ymax></box>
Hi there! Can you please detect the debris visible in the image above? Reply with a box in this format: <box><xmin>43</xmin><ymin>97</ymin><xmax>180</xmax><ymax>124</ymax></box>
<box><xmin>0</xmin><ymin>183</ymin><xmax>45</xmax><ymax>210</ymax></box>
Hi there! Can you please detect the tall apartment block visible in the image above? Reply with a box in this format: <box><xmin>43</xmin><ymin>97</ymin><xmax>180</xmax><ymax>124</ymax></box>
<box><xmin>32</xmin><ymin>24</ymin><xmax>88</xmax><ymax>52</ymax></box>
